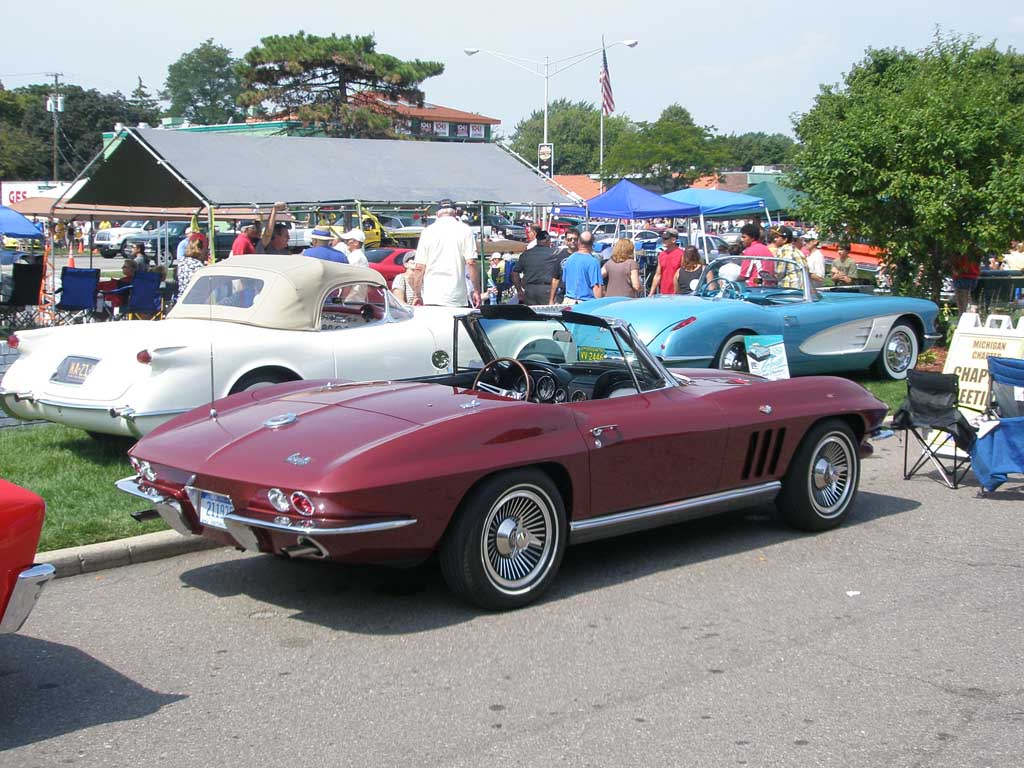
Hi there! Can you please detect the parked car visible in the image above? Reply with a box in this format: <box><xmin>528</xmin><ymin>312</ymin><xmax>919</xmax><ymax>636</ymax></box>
<box><xmin>0</xmin><ymin>256</ymin><xmax>467</xmax><ymax>438</ymax></box>
<box><xmin>92</xmin><ymin>220</ymin><xmax>158</xmax><ymax>257</ymax></box>
<box><xmin>576</xmin><ymin>255</ymin><xmax>941</xmax><ymax>379</ymax></box>
<box><xmin>719</xmin><ymin>229</ymin><xmax>744</xmax><ymax>246</ymax></box>
<box><xmin>0</xmin><ymin>479</ymin><xmax>54</xmax><ymax>635</ymax></box>
<box><xmin>125</xmin><ymin>221</ymin><xmax>235</xmax><ymax>261</ymax></box>
<box><xmin>117</xmin><ymin>303</ymin><xmax>889</xmax><ymax>610</ymax></box>
<box><xmin>366</xmin><ymin>247</ymin><xmax>414</xmax><ymax>287</ymax></box>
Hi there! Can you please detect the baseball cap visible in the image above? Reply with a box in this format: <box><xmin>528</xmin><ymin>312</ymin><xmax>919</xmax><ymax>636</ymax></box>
<box><xmin>339</xmin><ymin>228</ymin><xmax>365</xmax><ymax>243</ymax></box>
<box><xmin>437</xmin><ymin>198</ymin><xmax>456</xmax><ymax>211</ymax></box>
<box><xmin>661</xmin><ymin>228</ymin><xmax>679</xmax><ymax>239</ymax></box>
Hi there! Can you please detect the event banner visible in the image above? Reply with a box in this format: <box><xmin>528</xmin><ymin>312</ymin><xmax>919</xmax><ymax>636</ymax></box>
<box><xmin>744</xmin><ymin>335</ymin><xmax>790</xmax><ymax>380</ymax></box>
<box><xmin>942</xmin><ymin>313</ymin><xmax>1024</xmax><ymax>413</ymax></box>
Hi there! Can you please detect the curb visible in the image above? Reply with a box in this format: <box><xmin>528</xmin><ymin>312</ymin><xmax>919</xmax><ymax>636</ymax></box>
<box><xmin>40</xmin><ymin>530</ymin><xmax>223</xmax><ymax>579</ymax></box>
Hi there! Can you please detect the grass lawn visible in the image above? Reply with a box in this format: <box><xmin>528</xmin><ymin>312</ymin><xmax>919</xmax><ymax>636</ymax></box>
<box><xmin>847</xmin><ymin>376</ymin><xmax>907</xmax><ymax>414</ymax></box>
<box><xmin>0</xmin><ymin>425</ymin><xmax>166</xmax><ymax>552</ymax></box>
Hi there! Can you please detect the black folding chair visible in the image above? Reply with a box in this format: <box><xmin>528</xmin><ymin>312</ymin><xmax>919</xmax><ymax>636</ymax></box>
<box><xmin>892</xmin><ymin>370</ymin><xmax>979</xmax><ymax>489</ymax></box>
<box><xmin>0</xmin><ymin>262</ymin><xmax>44</xmax><ymax>330</ymax></box>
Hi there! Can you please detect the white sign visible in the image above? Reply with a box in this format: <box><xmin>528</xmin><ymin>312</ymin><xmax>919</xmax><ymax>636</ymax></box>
<box><xmin>744</xmin><ymin>334</ymin><xmax>790</xmax><ymax>380</ymax></box>
<box><xmin>943</xmin><ymin>312</ymin><xmax>1024</xmax><ymax>413</ymax></box>
<box><xmin>433</xmin><ymin>121</ymin><xmax>450</xmax><ymax>136</ymax></box>
<box><xmin>469</xmin><ymin>124</ymin><xmax>485</xmax><ymax>139</ymax></box>
<box><xmin>1</xmin><ymin>180</ymin><xmax>71</xmax><ymax>206</ymax></box>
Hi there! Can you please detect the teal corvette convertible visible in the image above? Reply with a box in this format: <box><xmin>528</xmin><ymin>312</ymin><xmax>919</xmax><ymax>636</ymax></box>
<box><xmin>576</xmin><ymin>256</ymin><xmax>941</xmax><ymax>379</ymax></box>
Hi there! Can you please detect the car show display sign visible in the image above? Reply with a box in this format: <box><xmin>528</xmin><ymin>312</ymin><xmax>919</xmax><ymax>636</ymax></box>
<box><xmin>537</xmin><ymin>143</ymin><xmax>554</xmax><ymax>177</ymax></box>
<box><xmin>744</xmin><ymin>335</ymin><xmax>790</xmax><ymax>380</ymax></box>
<box><xmin>942</xmin><ymin>312</ymin><xmax>1024</xmax><ymax>413</ymax></box>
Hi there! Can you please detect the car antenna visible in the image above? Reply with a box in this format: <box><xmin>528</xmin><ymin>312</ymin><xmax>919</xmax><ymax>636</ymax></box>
<box><xmin>207</xmin><ymin>257</ymin><xmax>217</xmax><ymax>422</ymax></box>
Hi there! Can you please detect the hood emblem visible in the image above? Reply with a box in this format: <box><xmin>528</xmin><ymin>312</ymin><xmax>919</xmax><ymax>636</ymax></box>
<box><xmin>263</xmin><ymin>413</ymin><xmax>297</xmax><ymax>429</ymax></box>
<box><xmin>759</xmin><ymin>405</ymin><xmax>773</xmax><ymax>415</ymax></box>
<box><xmin>286</xmin><ymin>453</ymin><xmax>312</xmax><ymax>466</ymax></box>
<box><xmin>460</xmin><ymin>399</ymin><xmax>481</xmax><ymax>410</ymax></box>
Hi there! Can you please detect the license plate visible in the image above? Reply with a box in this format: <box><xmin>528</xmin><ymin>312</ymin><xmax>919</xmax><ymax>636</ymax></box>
<box><xmin>198</xmin><ymin>490</ymin><xmax>233</xmax><ymax>530</ymax></box>
<box><xmin>52</xmin><ymin>356</ymin><xmax>99</xmax><ymax>385</ymax></box>
<box><xmin>577</xmin><ymin>346</ymin><xmax>607</xmax><ymax>362</ymax></box>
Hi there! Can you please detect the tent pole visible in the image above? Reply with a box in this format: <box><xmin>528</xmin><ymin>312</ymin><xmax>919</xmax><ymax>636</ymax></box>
<box><xmin>479</xmin><ymin>202</ymin><xmax>486</xmax><ymax>303</ymax></box>
<box><xmin>207</xmin><ymin>208</ymin><xmax>216</xmax><ymax>263</ymax></box>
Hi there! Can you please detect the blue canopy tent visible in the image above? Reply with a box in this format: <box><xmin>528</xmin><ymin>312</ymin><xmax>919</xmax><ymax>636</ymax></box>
<box><xmin>0</xmin><ymin>205</ymin><xmax>44</xmax><ymax>240</ymax></box>
<box><xmin>663</xmin><ymin>187</ymin><xmax>770</xmax><ymax>239</ymax></box>
<box><xmin>555</xmin><ymin>179</ymin><xmax>701</xmax><ymax>220</ymax></box>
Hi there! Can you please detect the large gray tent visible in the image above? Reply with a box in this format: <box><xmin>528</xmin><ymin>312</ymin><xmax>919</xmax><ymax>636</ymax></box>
<box><xmin>63</xmin><ymin>128</ymin><xmax>575</xmax><ymax>209</ymax></box>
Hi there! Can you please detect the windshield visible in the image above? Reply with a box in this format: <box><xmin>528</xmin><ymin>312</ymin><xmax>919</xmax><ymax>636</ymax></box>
<box><xmin>122</xmin><ymin>220</ymin><xmax>146</xmax><ymax>228</ymax></box>
<box><xmin>181</xmin><ymin>275</ymin><xmax>265</xmax><ymax>309</ymax></box>
<box><xmin>696</xmin><ymin>255</ymin><xmax>809</xmax><ymax>299</ymax></box>
<box><xmin>365</xmin><ymin>248</ymin><xmax>398</xmax><ymax>264</ymax></box>
<box><xmin>469</xmin><ymin>314</ymin><xmax>666</xmax><ymax>389</ymax></box>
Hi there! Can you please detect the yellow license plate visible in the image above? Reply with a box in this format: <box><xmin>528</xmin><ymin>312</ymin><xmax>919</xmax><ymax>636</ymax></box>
<box><xmin>578</xmin><ymin>347</ymin><xmax>607</xmax><ymax>361</ymax></box>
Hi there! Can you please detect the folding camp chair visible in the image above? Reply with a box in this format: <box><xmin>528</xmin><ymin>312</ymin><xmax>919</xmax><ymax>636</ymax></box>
<box><xmin>970</xmin><ymin>357</ymin><xmax>1024</xmax><ymax>492</ymax></box>
<box><xmin>0</xmin><ymin>262</ymin><xmax>44</xmax><ymax>330</ymax></box>
<box><xmin>53</xmin><ymin>267</ymin><xmax>101</xmax><ymax>325</ymax></box>
<box><xmin>123</xmin><ymin>271</ymin><xmax>162</xmax><ymax>319</ymax></box>
<box><xmin>891</xmin><ymin>370</ymin><xmax>979</xmax><ymax>489</ymax></box>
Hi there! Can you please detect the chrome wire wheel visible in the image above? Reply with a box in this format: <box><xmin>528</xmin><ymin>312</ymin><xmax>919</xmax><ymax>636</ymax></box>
<box><xmin>884</xmin><ymin>328</ymin><xmax>915</xmax><ymax>375</ymax></box>
<box><xmin>806</xmin><ymin>433</ymin><xmax>856</xmax><ymax>519</ymax></box>
<box><xmin>479</xmin><ymin>484</ymin><xmax>557</xmax><ymax>595</ymax></box>
<box><xmin>717</xmin><ymin>334</ymin><xmax>749</xmax><ymax>372</ymax></box>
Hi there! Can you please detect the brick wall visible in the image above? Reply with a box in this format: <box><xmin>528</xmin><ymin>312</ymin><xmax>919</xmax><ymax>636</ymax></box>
<box><xmin>0</xmin><ymin>342</ymin><xmax>43</xmax><ymax>430</ymax></box>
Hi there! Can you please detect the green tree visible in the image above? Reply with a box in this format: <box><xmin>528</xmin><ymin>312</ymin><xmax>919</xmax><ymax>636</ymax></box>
<box><xmin>164</xmin><ymin>39</ymin><xmax>243</xmax><ymax>125</ymax></box>
<box><xmin>508</xmin><ymin>99</ymin><xmax>632</xmax><ymax>175</ymax></box>
<box><xmin>12</xmin><ymin>83</ymin><xmax>159</xmax><ymax>179</ymax></box>
<box><xmin>130</xmin><ymin>77</ymin><xmax>160</xmax><ymax>116</ymax></box>
<box><xmin>790</xmin><ymin>33</ymin><xmax>1024</xmax><ymax>300</ymax></box>
<box><xmin>602</xmin><ymin>104</ymin><xmax>715</xmax><ymax>192</ymax></box>
<box><xmin>0</xmin><ymin>88</ymin><xmax>48</xmax><ymax>178</ymax></box>
<box><xmin>238</xmin><ymin>32</ymin><xmax>444</xmax><ymax>138</ymax></box>
<box><xmin>711</xmin><ymin>131</ymin><xmax>796</xmax><ymax>170</ymax></box>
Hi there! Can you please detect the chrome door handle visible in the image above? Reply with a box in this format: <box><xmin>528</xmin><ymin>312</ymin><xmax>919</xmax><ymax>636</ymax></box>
<box><xmin>590</xmin><ymin>424</ymin><xmax>618</xmax><ymax>438</ymax></box>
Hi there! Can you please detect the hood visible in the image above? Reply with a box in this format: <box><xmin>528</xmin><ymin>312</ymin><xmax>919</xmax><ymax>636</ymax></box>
<box><xmin>134</xmin><ymin>380</ymin><xmax>519</xmax><ymax>484</ymax></box>
<box><xmin>581</xmin><ymin>294</ymin><xmax>719</xmax><ymax>343</ymax></box>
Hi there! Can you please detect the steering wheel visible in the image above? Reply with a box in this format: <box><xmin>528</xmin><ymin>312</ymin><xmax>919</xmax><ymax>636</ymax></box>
<box><xmin>359</xmin><ymin>304</ymin><xmax>376</xmax><ymax>322</ymax></box>
<box><xmin>703</xmin><ymin>278</ymin><xmax>743</xmax><ymax>299</ymax></box>
<box><xmin>472</xmin><ymin>357</ymin><xmax>532</xmax><ymax>401</ymax></box>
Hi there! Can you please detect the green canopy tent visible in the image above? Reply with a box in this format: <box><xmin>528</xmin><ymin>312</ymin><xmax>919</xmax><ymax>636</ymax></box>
<box><xmin>712</xmin><ymin>179</ymin><xmax>806</xmax><ymax>221</ymax></box>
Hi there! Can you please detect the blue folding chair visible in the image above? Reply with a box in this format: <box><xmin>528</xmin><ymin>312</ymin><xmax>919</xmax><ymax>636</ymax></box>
<box><xmin>123</xmin><ymin>271</ymin><xmax>162</xmax><ymax>319</ymax></box>
<box><xmin>971</xmin><ymin>357</ymin><xmax>1024</xmax><ymax>492</ymax></box>
<box><xmin>54</xmin><ymin>267</ymin><xmax>101</xmax><ymax>324</ymax></box>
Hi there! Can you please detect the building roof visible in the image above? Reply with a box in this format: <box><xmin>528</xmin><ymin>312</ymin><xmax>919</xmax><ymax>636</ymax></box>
<box><xmin>553</xmin><ymin>175</ymin><xmax>602</xmax><ymax>201</ymax></box>
<box><xmin>64</xmin><ymin>128</ymin><xmax>573</xmax><ymax>209</ymax></box>
<box><xmin>691</xmin><ymin>172</ymin><xmax>752</xmax><ymax>194</ymax></box>
<box><xmin>355</xmin><ymin>93</ymin><xmax>500</xmax><ymax>125</ymax></box>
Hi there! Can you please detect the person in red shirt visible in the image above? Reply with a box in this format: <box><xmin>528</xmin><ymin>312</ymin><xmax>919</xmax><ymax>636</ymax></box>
<box><xmin>648</xmin><ymin>228</ymin><xmax>684</xmax><ymax>296</ymax></box>
<box><xmin>738</xmin><ymin>223</ymin><xmax>772</xmax><ymax>283</ymax></box>
<box><xmin>230</xmin><ymin>220</ymin><xmax>260</xmax><ymax>255</ymax></box>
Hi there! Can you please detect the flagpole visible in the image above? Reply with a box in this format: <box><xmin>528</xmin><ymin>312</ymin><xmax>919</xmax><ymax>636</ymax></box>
<box><xmin>599</xmin><ymin>36</ymin><xmax>606</xmax><ymax>193</ymax></box>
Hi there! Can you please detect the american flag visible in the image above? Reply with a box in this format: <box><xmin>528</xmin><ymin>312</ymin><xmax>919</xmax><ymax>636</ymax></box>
<box><xmin>599</xmin><ymin>47</ymin><xmax>615</xmax><ymax>116</ymax></box>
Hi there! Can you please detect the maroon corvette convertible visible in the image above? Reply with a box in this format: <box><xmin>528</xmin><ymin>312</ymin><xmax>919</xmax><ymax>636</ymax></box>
<box><xmin>119</xmin><ymin>305</ymin><xmax>889</xmax><ymax>609</ymax></box>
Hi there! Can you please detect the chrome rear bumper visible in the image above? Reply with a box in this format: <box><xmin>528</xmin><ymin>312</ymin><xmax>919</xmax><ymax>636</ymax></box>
<box><xmin>116</xmin><ymin>476</ymin><xmax>416</xmax><ymax>553</ymax></box>
<box><xmin>0</xmin><ymin>563</ymin><xmax>56</xmax><ymax>634</ymax></box>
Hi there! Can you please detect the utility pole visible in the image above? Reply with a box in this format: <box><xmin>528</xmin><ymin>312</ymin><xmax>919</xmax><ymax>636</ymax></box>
<box><xmin>45</xmin><ymin>72</ymin><xmax>63</xmax><ymax>182</ymax></box>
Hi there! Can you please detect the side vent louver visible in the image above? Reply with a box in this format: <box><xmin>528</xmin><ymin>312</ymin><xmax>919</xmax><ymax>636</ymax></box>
<box><xmin>742</xmin><ymin>428</ymin><xmax>787</xmax><ymax>480</ymax></box>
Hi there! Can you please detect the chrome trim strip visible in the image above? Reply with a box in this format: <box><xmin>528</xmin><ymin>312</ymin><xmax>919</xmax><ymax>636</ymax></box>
<box><xmin>35</xmin><ymin>397</ymin><xmax>111</xmax><ymax>411</ymax></box>
<box><xmin>223</xmin><ymin>512</ymin><xmax>417</xmax><ymax>536</ymax></box>
<box><xmin>924</xmin><ymin>333</ymin><xmax>943</xmax><ymax>340</ymax></box>
<box><xmin>569</xmin><ymin>481</ymin><xmax>782</xmax><ymax>544</ymax></box>
<box><xmin>0</xmin><ymin>563</ymin><xmax>56</xmax><ymax>634</ymax></box>
<box><xmin>661</xmin><ymin>355</ymin><xmax>714</xmax><ymax>365</ymax></box>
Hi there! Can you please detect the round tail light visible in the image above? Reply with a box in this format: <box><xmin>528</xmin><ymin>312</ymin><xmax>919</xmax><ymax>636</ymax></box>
<box><xmin>7</xmin><ymin>333</ymin><xmax>19</xmax><ymax>350</ymax></box>
<box><xmin>290</xmin><ymin>492</ymin><xmax>315</xmax><ymax>517</ymax></box>
<box><xmin>136</xmin><ymin>349</ymin><xmax>152</xmax><ymax>364</ymax></box>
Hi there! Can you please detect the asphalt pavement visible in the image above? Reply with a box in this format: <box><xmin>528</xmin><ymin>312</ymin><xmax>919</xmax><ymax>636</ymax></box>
<box><xmin>2</xmin><ymin>439</ymin><xmax>1022</xmax><ymax>767</ymax></box>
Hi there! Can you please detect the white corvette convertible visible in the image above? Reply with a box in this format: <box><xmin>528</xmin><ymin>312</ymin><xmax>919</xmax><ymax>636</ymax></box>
<box><xmin>1</xmin><ymin>255</ymin><xmax>469</xmax><ymax>438</ymax></box>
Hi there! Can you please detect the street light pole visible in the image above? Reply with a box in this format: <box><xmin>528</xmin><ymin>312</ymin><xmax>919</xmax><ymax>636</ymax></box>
<box><xmin>464</xmin><ymin>40</ymin><xmax>637</xmax><ymax>173</ymax></box>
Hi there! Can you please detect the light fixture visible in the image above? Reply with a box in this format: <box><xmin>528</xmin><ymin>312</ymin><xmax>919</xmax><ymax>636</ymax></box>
<box><xmin>623</xmin><ymin>39</ymin><xmax>639</xmax><ymax>48</ymax></box>
<box><xmin>463</xmin><ymin>48</ymin><xmax>479</xmax><ymax>56</ymax></box>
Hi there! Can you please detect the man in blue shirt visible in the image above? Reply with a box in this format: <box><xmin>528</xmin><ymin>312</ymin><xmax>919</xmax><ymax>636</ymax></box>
<box><xmin>302</xmin><ymin>226</ymin><xmax>348</xmax><ymax>263</ymax></box>
<box><xmin>550</xmin><ymin>247</ymin><xmax>604</xmax><ymax>304</ymax></box>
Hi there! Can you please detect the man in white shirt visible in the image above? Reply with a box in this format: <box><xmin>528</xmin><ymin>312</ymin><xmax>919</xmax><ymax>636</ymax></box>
<box><xmin>335</xmin><ymin>227</ymin><xmax>368</xmax><ymax>267</ymax></box>
<box><xmin>409</xmin><ymin>199</ymin><xmax>480</xmax><ymax>307</ymax></box>
<box><xmin>803</xmin><ymin>231</ymin><xmax>826</xmax><ymax>286</ymax></box>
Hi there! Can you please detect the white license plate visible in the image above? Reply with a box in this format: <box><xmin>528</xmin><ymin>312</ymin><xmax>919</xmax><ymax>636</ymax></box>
<box><xmin>198</xmin><ymin>490</ymin><xmax>233</xmax><ymax>530</ymax></box>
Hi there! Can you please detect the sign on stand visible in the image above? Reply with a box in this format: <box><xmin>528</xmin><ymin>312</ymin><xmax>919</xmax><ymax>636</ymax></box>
<box><xmin>743</xmin><ymin>334</ymin><xmax>790</xmax><ymax>380</ymax></box>
<box><xmin>943</xmin><ymin>312</ymin><xmax>1024</xmax><ymax>414</ymax></box>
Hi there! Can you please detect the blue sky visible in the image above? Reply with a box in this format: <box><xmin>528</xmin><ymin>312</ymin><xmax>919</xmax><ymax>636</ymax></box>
<box><xmin>3</xmin><ymin>0</ymin><xmax>1022</xmax><ymax>139</ymax></box>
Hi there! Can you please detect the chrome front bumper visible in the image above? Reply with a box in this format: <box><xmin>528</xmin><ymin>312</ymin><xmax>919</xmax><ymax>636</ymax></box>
<box><xmin>0</xmin><ymin>563</ymin><xmax>56</xmax><ymax>634</ymax></box>
<box><xmin>116</xmin><ymin>476</ymin><xmax>416</xmax><ymax>553</ymax></box>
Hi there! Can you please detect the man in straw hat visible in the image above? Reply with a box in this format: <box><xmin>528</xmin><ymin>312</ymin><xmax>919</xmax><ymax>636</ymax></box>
<box><xmin>302</xmin><ymin>226</ymin><xmax>348</xmax><ymax>263</ymax></box>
